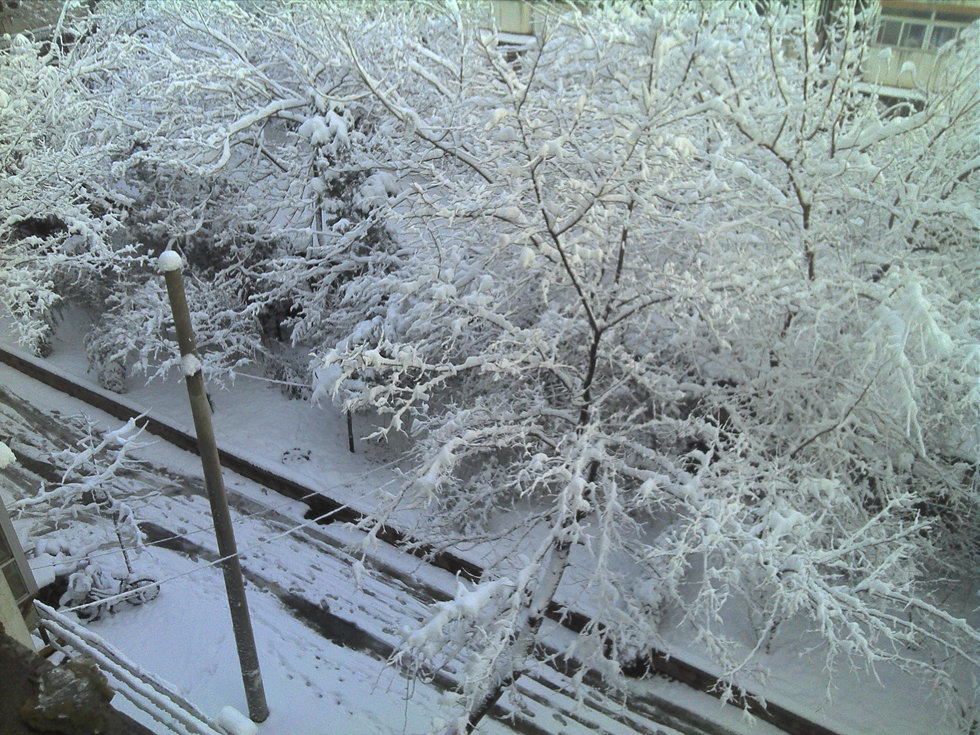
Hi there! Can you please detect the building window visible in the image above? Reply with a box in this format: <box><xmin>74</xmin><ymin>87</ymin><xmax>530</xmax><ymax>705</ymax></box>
<box><xmin>875</xmin><ymin>6</ymin><xmax>977</xmax><ymax>52</ymax></box>
<box><xmin>929</xmin><ymin>24</ymin><xmax>959</xmax><ymax>48</ymax></box>
<box><xmin>877</xmin><ymin>18</ymin><xmax>903</xmax><ymax>44</ymax></box>
<box><xmin>898</xmin><ymin>22</ymin><xmax>928</xmax><ymax>47</ymax></box>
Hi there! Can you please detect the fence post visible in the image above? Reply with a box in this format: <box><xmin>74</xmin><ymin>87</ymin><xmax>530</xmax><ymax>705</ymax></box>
<box><xmin>158</xmin><ymin>251</ymin><xmax>269</xmax><ymax>723</ymax></box>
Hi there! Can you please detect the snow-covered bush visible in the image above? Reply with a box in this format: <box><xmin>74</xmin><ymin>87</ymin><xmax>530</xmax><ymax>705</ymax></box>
<box><xmin>11</xmin><ymin>416</ymin><xmax>153</xmax><ymax>607</ymax></box>
<box><xmin>73</xmin><ymin>0</ymin><xmax>401</xmax><ymax>391</ymax></box>
<box><xmin>2</xmin><ymin>1</ymin><xmax>399</xmax><ymax>391</ymax></box>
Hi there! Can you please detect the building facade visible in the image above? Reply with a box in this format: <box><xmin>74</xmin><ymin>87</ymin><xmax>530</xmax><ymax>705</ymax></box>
<box><xmin>864</xmin><ymin>0</ymin><xmax>979</xmax><ymax>93</ymax></box>
<box><xmin>0</xmin><ymin>496</ymin><xmax>38</xmax><ymax>650</ymax></box>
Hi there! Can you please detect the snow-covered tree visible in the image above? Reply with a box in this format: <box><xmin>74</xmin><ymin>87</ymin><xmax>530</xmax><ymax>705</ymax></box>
<box><xmin>316</xmin><ymin>3</ymin><xmax>979</xmax><ymax>731</ymax></box>
<box><xmin>2</xmin><ymin>0</ymin><xmax>400</xmax><ymax>392</ymax></box>
<box><xmin>74</xmin><ymin>0</ymin><xmax>400</xmax><ymax>391</ymax></box>
<box><xmin>0</xmin><ymin>14</ymin><xmax>133</xmax><ymax>359</ymax></box>
<box><xmin>702</xmin><ymin>1</ymin><xmax>979</xmax><ymax>574</ymax></box>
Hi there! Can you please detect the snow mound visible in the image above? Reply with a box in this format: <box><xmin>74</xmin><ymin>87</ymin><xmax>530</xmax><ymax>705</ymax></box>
<box><xmin>217</xmin><ymin>706</ymin><xmax>258</xmax><ymax>735</ymax></box>
<box><xmin>0</xmin><ymin>440</ymin><xmax>16</xmax><ymax>469</ymax></box>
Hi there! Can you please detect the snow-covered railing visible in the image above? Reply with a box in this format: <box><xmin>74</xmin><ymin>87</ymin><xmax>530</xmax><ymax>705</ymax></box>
<box><xmin>34</xmin><ymin>601</ymin><xmax>226</xmax><ymax>735</ymax></box>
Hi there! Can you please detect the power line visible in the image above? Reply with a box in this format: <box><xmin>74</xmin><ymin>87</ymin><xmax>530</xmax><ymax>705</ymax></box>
<box><xmin>59</xmin><ymin>497</ymin><xmax>375</xmax><ymax>617</ymax></box>
<box><xmin>26</xmin><ymin>455</ymin><xmax>404</xmax><ymax>573</ymax></box>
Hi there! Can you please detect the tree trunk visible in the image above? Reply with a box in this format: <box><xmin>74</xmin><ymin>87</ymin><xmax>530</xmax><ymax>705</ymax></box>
<box><xmin>462</xmin><ymin>460</ymin><xmax>598</xmax><ymax>732</ymax></box>
<box><xmin>463</xmin><ymin>538</ymin><xmax>573</xmax><ymax>733</ymax></box>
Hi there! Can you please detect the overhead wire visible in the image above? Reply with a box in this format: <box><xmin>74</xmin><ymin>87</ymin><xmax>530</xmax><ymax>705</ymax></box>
<box><xmin>25</xmin><ymin>453</ymin><xmax>406</xmax><ymax>572</ymax></box>
<box><xmin>3</xmin><ymin>350</ymin><xmax>425</xmax><ymax>612</ymax></box>
<box><xmin>58</xmin><ymin>476</ymin><xmax>409</xmax><ymax>617</ymax></box>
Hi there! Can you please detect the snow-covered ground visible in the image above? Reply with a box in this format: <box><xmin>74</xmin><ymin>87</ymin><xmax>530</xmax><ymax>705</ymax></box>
<box><xmin>1</xmin><ymin>309</ymin><xmax>973</xmax><ymax>734</ymax></box>
<box><xmin>3</xmin><ymin>357</ymin><xmax>696</xmax><ymax>735</ymax></box>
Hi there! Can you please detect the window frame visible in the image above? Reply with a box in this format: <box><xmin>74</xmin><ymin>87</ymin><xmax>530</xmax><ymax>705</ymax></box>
<box><xmin>874</xmin><ymin>7</ymin><xmax>976</xmax><ymax>52</ymax></box>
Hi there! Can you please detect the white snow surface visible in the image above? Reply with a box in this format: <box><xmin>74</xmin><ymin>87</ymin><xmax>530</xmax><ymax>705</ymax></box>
<box><xmin>217</xmin><ymin>706</ymin><xmax>258</xmax><ymax>735</ymax></box>
<box><xmin>0</xmin><ymin>309</ymin><xmax>973</xmax><ymax>735</ymax></box>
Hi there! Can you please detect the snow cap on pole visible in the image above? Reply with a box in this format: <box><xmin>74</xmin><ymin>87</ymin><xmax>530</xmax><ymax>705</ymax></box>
<box><xmin>157</xmin><ymin>250</ymin><xmax>184</xmax><ymax>273</ymax></box>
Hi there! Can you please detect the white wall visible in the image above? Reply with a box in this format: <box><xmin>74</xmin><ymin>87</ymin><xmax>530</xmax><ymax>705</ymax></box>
<box><xmin>0</xmin><ymin>574</ymin><xmax>34</xmax><ymax>650</ymax></box>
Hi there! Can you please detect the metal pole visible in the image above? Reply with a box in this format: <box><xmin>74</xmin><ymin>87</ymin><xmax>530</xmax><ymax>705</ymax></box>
<box><xmin>159</xmin><ymin>252</ymin><xmax>269</xmax><ymax>723</ymax></box>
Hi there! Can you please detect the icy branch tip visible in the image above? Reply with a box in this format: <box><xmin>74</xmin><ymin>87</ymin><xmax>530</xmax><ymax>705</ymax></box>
<box><xmin>157</xmin><ymin>250</ymin><xmax>183</xmax><ymax>273</ymax></box>
<box><xmin>181</xmin><ymin>353</ymin><xmax>202</xmax><ymax>377</ymax></box>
